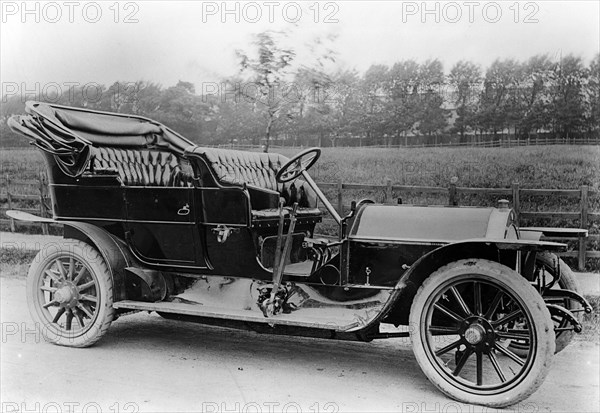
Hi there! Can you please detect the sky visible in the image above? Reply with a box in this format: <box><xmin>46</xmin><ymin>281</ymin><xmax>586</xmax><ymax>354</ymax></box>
<box><xmin>1</xmin><ymin>0</ymin><xmax>599</xmax><ymax>96</ymax></box>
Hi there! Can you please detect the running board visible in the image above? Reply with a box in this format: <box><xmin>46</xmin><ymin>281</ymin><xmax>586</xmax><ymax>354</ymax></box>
<box><xmin>113</xmin><ymin>300</ymin><xmax>361</xmax><ymax>331</ymax></box>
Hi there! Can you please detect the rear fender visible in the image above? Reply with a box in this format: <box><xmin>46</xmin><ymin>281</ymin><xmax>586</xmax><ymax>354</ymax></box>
<box><xmin>63</xmin><ymin>222</ymin><xmax>133</xmax><ymax>301</ymax></box>
<box><xmin>381</xmin><ymin>239</ymin><xmax>566</xmax><ymax>326</ymax></box>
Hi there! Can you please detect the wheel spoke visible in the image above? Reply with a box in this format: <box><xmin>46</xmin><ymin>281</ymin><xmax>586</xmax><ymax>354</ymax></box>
<box><xmin>484</xmin><ymin>290</ymin><xmax>504</xmax><ymax>319</ymax></box>
<box><xmin>453</xmin><ymin>348</ymin><xmax>473</xmax><ymax>376</ymax></box>
<box><xmin>434</xmin><ymin>303</ymin><xmax>465</xmax><ymax>323</ymax></box>
<box><xmin>72</xmin><ymin>266</ymin><xmax>87</xmax><ymax>285</ymax></box>
<box><xmin>74</xmin><ymin>309</ymin><xmax>85</xmax><ymax>327</ymax></box>
<box><xmin>40</xmin><ymin>285</ymin><xmax>57</xmax><ymax>293</ymax></box>
<box><xmin>434</xmin><ymin>338</ymin><xmax>462</xmax><ymax>356</ymax></box>
<box><xmin>496</xmin><ymin>330</ymin><xmax>531</xmax><ymax>342</ymax></box>
<box><xmin>44</xmin><ymin>269</ymin><xmax>62</xmax><ymax>283</ymax></box>
<box><xmin>43</xmin><ymin>300</ymin><xmax>59</xmax><ymax>308</ymax></box>
<box><xmin>55</xmin><ymin>259</ymin><xmax>68</xmax><ymax>278</ymax></box>
<box><xmin>77</xmin><ymin>303</ymin><xmax>94</xmax><ymax>319</ymax></box>
<box><xmin>429</xmin><ymin>325</ymin><xmax>460</xmax><ymax>335</ymax></box>
<box><xmin>449</xmin><ymin>286</ymin><xmax>472</xmax><ymax>317</ymax></box>
<box><xmin>488</xmin><ymin>352</ymin><xmax>507</xmax><ymax>382</ymax></box>
<box><xmin>492</xmin><ymin>309</ymin><xmax>523</xmax><ymax>328</ymax></box>
<box><xmin>78</xmin><ymin>280</ymin><xmax>95</xmax><ymax>292</ymax></box>
<box><xmin>476</xmin><ymin>351</ymin><xmax>483</xmax><ymax>385</ymax></box>
<box><xmin>474</xmin><ymin>282</ymin><xmax>482</xmax><ymax>316</ymax></box>
<box><xmin>494</xmin><ymin>343</ymin><xmax>526</xmax><ymax>366</ymax></box>
<box><xmin>52</xmin><ymin>307</ymin><xmax>66</xmax><ymax>323</ymax></box>
<box><xmin>80</xmin><ymin>294</ymin><xmax>98</xmax><ymax>303</ymax></box>
<box><xmin>65</xmin><ymin>310</ymin><xmax>73</xmax><ymax>330</ymax></box>
<box><xmin>68</xmin><ymin>257</ymin><xmax>74</xmax><ymax>280</ymax></box>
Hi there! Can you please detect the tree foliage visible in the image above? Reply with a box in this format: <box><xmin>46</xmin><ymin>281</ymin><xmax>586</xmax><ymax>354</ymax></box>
<box><xmin>2</xmin><ymin>51</ymin><xmax>598</xmax><ymax>148</ymax></box>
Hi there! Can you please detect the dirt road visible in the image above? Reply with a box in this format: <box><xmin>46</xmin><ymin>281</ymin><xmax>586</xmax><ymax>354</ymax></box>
<box><xmin>1</xmin><ymin>274</ymin><xmax>598</xmax><ymax>413</ymax></box>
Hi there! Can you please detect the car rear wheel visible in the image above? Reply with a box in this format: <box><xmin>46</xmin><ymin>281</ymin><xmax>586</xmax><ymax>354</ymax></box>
<box><xmin>508</xmin><ymin>252</ymin><xmax>581</xmax><ymax>356</ymax></box>
<box><xmin>535</xmin><ymin>252</ymin><xmax>580</xmax><ymax>354</ymax></box>
<box><xmin>409</xmin><ymin>259</ymin><xmax>554</xmax><ymax>407</ymax></box>
<box><xmin>27</xmin><ymin>239</ymin><xmax>114</xmax><ymax>347</ymax></box>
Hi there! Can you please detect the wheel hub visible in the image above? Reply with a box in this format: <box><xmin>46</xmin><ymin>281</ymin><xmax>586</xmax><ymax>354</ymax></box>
<box><xmin>55</xmin><ymin>284</ymin><xmax>78</xmax><ymax>307</ymax></box>
<box><xmin>464</xmin><ymin>323</ymin><xmax>486</xmax><ymax>344</ymax></box>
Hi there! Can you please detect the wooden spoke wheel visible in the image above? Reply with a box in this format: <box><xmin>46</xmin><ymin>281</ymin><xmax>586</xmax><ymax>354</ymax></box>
<box><xmin>410</xmin><ymin>259</ymin><xmax>554</xmax><ymax>407</ymax></box>
<box><xmin>27</xmin><ymin>240</ymin><xmax>114</xmax><ymax>347</ymax></box>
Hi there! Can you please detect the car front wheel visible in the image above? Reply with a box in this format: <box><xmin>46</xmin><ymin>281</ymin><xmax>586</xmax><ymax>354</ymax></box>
<box><xmin>409</xmin><ymin>259</ymin><xmax>554</xmax><ymax>407</ymax></box>
<box><xmin>27</xmin><ymin>239</ymin><xmax>115</xmax><ymax>347</ymax></box>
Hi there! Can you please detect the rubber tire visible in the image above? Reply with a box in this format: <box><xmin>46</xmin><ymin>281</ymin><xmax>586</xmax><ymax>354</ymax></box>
<box><xmin>409</xmin><ymin>259</ymin><xmax>555</xmax><ymax>408</ymax></box>
<box><xmin>27</xmin><ymin>239</ymin><xmax>115</xmax><ymax>347</ymax></box>
<box><xmin>537</xmin><ymin>252</ymin><xmax>581</xmax><ymax>354</ymax></box>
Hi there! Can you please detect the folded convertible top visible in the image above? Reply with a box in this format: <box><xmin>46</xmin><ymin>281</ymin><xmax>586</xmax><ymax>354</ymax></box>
<box><xmin>8</xmin><ymin>101</ymin><xmax>195</xmax><ymax>177</ymax></box>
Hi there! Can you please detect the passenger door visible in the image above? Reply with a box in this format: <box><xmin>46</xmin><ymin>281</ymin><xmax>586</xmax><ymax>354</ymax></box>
<box><xmin>124</xmin><ymin>187</ymin><xmax>204</xmax><ymax>267</ymax></box>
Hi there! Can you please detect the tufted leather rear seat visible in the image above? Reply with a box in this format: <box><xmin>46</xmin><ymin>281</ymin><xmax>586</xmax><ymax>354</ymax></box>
<box><xmin>89</xmin><ymin>146</ymin><xmax>192</xmax><ymax>187</ymax></box>
<box><xmin>195</xmin><ymin>148</ymin><xmax>321</xmax><ymax>219</ymax></box>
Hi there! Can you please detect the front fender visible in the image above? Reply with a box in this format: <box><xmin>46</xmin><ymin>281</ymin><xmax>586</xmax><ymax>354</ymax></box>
<box><xmin>379</xmin><ymin>239</ymin><xmax>566</xmax><ymax>326</ymax></box>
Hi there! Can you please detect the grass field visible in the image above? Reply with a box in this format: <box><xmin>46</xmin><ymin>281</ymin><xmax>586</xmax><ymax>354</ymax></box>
<box><xmin>2</xmin><ymin>145</ymin><xmax>599</xmax><ymax>189</ymax></box>
<box><xmin>2</xmin><ymin>145</ymin><xmax>599</xmax><ymax>268</ymax></box>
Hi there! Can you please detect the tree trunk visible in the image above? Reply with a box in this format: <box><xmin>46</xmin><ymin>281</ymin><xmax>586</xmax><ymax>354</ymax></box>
<box><xmin>264</xmin><ymin>116</ymin><xmax>273</xmax><ymax>152</ymax></box>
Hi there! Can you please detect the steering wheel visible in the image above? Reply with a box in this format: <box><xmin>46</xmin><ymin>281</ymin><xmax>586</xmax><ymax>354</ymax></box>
<box><xmin>276</xmin><ymin>148</ymin><xmax>321</xmax><ymax>183</ymax></box>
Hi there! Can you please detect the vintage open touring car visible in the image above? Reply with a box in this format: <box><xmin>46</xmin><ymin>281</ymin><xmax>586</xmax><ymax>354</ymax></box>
<box><xmin>7</xmin><ymin>101</ymin><xmax>592</xmax><ymax>407</ymax></box>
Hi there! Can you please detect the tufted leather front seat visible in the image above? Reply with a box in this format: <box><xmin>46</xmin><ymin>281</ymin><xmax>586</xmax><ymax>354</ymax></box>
<box><xmin>196</xmin><ymin>148</ymin><xmax>321</xmax><ymax>217</ymax></box>
<box><xmin>89</xmin><ymin>146</ymin><xmax>192</xmax><ymax>187</ymax></box>
<box><xmin>200</xmin><ymin>148</ymin><xmax>285</xmax><ymax>190</ymax></box>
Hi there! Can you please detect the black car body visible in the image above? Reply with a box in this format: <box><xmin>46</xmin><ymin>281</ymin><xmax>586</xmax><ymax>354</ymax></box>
<box><xmin>8</xmin><ymin>101</ymin><xmax>592</xmax><ymax>407</ymax></box>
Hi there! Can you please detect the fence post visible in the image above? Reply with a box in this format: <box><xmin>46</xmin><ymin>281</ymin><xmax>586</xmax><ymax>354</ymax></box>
<box><xmin>39</xmin><ymin>171</ymin><xmax>49</xmax><ymax>235</ymax></box>
<box><xmin>384</xmin><ymin>179</ymin><xmax>392</xmax><ymax>204</ymax></box>
<box><xmin>6</xmin><ymin>174</ymin><xmax>15</xmax><ymax>232</ymax></box>
<box><xmin>578</xmin><ymin>185</ymin><xmax>588</xmax><ymax>271</ymax></box>
<box><xmin>511</xmin><ymin>182</ymin><xmax>520</xmax><ymax>226</ymax></box>
<box><xmin>448</xmin><ymin>177</ymin><xmax>458</xmax><ymax>206</ymax></box>
<box><xmin>337</xmin><ymin>178</ymin><xmax>343</xmax><ymax>215</ymax></box>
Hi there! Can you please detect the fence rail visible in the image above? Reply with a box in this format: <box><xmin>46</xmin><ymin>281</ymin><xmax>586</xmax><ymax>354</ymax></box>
<box><xmin>202</xmin><ymin>135</ymin><xmax>600</xmax><ymax>150</ymax></box>
<box><xmin>1</xmin><ymin>175</ymin><xmax>598</xmax><ymax>269</ymax></box>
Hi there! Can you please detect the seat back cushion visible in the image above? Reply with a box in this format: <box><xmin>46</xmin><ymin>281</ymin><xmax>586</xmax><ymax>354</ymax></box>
<box><xmin>198</xmin><ymin>148</ymin><xmax>319</xmax><ymax>209</ymax></box>
<box><xmin>89</xmin><ymin>146</ymin><xmax>192</xmax><ymax>187</ymax></box>
<box><xmin>200</xmin><ymin>148</ymin><xmax>286</xmax><ymax>190</ymax></box>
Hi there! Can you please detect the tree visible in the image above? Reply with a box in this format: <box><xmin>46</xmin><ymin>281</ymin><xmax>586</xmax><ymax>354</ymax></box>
<box><xmin>478</xmin><ymin>59</ymin><xmax>521</xmax><ymax>140</ymax></box>
<box><xmin>549</xmin><ymin>55</ymin><xmax>588</xmax><ymax>140</ymax></box>
<box><xmin>386</xmin><ymin>60</ymin><xmax>420</xmax><ymax>145</ymax></box>
<box><xmin>416</xmin><ymin>59</ymin><xmax>448</xmax><ymax>141</ymax></box>
<box><xmin>236</xmin><ymin>31</ymin><xmax>296</xmax><ymax>152</ymax></box>
<box><xmin>449</xmin><ymin>61</ymin><xmax>481</xmax><ymax>142</ymax></box>
<box><xmin>357</xmin><ymin>64</ymin><xmax>389</xmax><ymax>145</ymax></box>
<box><xmin>586</xmin><ymin>54</ymin><xmax>600</xmax><ymax>136</ymax></box>
<box><xmin>152</xmin><ymin>81</ymin><xmax>211</xmax><ymax>141</ymax></box>
<box><xmin>213</xmin><ymin>77</ymin><xmax>263</xmax><ymax>145</ymax></box>
<box><xmin>517</xmin><ymin>55</ymin><xmax>554</xmax><ymax>140</ymax></box>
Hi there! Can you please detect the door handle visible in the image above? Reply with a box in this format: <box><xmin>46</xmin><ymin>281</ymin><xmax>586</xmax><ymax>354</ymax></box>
<box><xmin>178</xmin><ymin>204</ymin><xmax>190</xmax><ymax>216</ymax></box>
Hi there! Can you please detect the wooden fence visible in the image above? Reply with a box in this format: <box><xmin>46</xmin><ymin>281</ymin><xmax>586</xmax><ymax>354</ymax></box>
<box><xmin>207</xmin><ymin>135</ymin><xmax>600</xmax><ymax>150</ymax></box>
<box><xmin>1</xmin><ymin>175</ymin><xmax>598</xmax><ymax>270</ymax></box>
<box><xmin>0</xmin><ymin>173</ymin><xmax>56</xmax><ymax>235</ymax></box>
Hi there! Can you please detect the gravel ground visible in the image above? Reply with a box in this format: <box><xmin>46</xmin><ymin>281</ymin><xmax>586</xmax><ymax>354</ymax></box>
<box><xmin>1</xmin><ymin>275</ymin><xmax>599</xmax><ymax>413</ymax></box>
